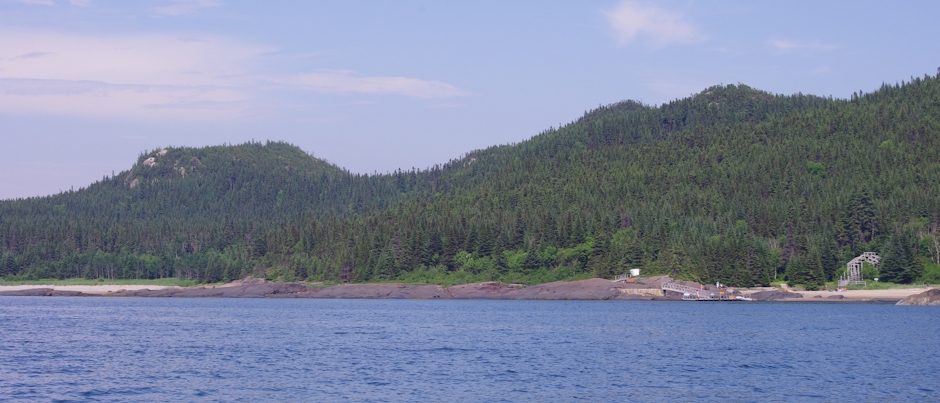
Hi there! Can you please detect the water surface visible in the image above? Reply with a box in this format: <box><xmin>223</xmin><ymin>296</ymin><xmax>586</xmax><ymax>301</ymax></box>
<box><xmin>1</xmin><ymin>298</ymin><xmax>937</xmax><ymax>402</ymax></box>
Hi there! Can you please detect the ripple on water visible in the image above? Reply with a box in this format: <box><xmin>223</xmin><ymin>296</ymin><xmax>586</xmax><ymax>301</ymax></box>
<box><xmin>0</xmin><ymin>298</ymin><xmax>938</xmax><ymax>401</ymax></box>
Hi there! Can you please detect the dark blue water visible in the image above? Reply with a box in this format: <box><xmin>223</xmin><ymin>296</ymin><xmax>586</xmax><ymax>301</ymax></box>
<box><xmin>0</xmin><ymin>298</ymin><xmax>937</xmax><ymax>402</ymax></box>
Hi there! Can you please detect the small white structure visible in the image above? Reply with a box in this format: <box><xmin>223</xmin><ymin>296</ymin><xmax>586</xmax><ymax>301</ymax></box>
<box><xmin>839</xmin><ymin>252</ymin><xmax>880</xmax><ymax>287</ymax></box>
<box><xmin>630</xmin><ymin>269</ymin><xmax>641</xmax><ymax>277</ymax></box>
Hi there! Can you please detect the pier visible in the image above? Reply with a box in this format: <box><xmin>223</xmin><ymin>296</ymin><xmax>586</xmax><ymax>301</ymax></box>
<box><xmin>661</xmin><ymin>282</ymin><xmax>748</xmax><ymax>301</ymax></box>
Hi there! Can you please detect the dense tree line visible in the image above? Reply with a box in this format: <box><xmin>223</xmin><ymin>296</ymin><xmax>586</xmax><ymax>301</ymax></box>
<box><xmin>2</xmin><ymin>75</ymin><xmax>940</xmax><ymax>289</ymax></box>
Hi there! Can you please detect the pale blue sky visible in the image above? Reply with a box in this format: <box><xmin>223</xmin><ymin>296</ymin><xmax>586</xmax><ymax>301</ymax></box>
<box><xmin>1</xmin><ymin>0</ymin><xmax>938</xmax><ymax>199</ymax></box>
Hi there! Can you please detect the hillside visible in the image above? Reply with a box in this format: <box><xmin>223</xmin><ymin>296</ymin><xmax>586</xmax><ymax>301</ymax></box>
<box><xmin>2</xmin><ymin>75</ymin><xmax>940</xmax><ymax>288</ymax></box>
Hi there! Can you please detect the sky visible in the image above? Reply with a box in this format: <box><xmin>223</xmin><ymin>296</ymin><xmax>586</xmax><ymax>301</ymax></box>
<box><xmin>1</xmin><ymin>0</ymin><xmax>938</xmax><ymax>200</ymax></box>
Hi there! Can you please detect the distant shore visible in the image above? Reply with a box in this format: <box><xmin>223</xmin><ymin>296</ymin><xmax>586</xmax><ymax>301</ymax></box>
<box><xmin>0</xmin><ymin>284</ymin><xmax>176</xmax><ymax>294</ymax></box>
<box><xmin>789</xmin><ymin>288</ymin><xmax>931</xmax><ymax>302</ymax></box>
<box><xmin>0</xmin><ymin>277</ymin><xmax>935</xmax><ymax>303</ymax></box>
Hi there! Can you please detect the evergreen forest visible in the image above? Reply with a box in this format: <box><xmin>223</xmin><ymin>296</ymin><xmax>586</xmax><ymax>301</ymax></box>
<box><xmin>2</xmin><ymin>75</ymin><xmax>940</xmax><ymax>289</ymax></box>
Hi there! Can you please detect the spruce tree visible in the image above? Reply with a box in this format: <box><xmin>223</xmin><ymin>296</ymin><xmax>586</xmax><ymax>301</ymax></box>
<box><xmin>426</xmin><ymin>231</ymin><xmax>443</xmax><ymax>263</ymax></box>
<box><xmin>784</xmin><ymin>255</ymin><xmax>804</xmax><ymax>285</ymax></box>
<box><xmin>849</xmin><ymin>189</ymin><xmax>875</xmax><ymax>245</ymax></box>
<box><xmin>521</xmin><ymin>247</ymin><xmax>541</xmax><ymax>274</ymax></box>
<box><xmin>803</xmin><ymin>250</ymin><xmax>825</xmax><ymax>290</ymax></box>
<box><xmin>476</xmin><ymin>227</ymin><xmax>493</xmax><ymax>257</ymax></box>
<box><xmin>625</xmin><ymin>243</ymin><xmax>643</xmax><ymax>270</ymax></box>
<box><xmin>0</xmin><ymin>254</ymin><xmax>9</xmax><ymax>277</ymax></box>
<box><xmin>880</xmin><ymin>230</ymin><xmax>922</xmax><ymax>283</ymax></box>
<box><xmin>251</xmin><ymin>234</ymin><xmax>267</xmax><ymax>258</ymax></box>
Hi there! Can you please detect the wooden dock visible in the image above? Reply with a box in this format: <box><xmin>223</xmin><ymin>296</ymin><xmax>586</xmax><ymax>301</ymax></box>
<box><xmin>661</xmin><ymin>282</ymin><xmax>749</xmax><ymax>301</ymax></box>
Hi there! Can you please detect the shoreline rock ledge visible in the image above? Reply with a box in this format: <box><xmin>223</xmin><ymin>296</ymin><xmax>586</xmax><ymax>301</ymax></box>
<box><xmin>0</xmin><ymin>277</ymin><xmax>687</xmax><ymax>300</ymax></box>
<box><xmin>896</xmin><ymin>288</ymin><xmax>940</xmax><ymax>306</ymax></box>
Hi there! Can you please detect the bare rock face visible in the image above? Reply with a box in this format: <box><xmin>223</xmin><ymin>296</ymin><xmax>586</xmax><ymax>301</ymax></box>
<box><xmin>749</xmin><ymin>290</ymin><xmax>804</xmax><ymax>301</ymax></box>
<box><xmin>896</xmin><ymin>288</ymin><xmax>940</xmax><ymax>306</ymax></box>
<box><xmin>0</xmin><ymin>288</ymin><xmax>87</xmax><ymax>297</ymax></box>
<box><xmin>49</xmin><ymin>290</ymin><xmax>85</xmax><ymax>296</ymax></box>
<box><xmin>512</xmin><ymin>279</ymin><xmax>624</xmax><ymax>300</ymax></box>
<box><xmin>109</xmin><ymin>283</ymin><xmax>307</xmax><ymax>298</ymax></box>
<box><xmin>222</xmin><ymin>277</ymin><xmax>266</xmax><ymax>287</ymax></box>
<box><xmin>447</xmin><ymin>282</ymin><xmax>522</xmax><ymax>299</ymax></box>
<box><xmin>301</xmin><ymin>284</ymin><xmax>451</xmax><ymax>299</ymax></box>
<box><xmin>240</xmin><ymin>277</ymin><xmax>267</xmax><ymax>285</ymax></box>
<box><xmin>0</xmin><ymin>288</ymin><xmax>55</xmax><ymax>296</ymax></box>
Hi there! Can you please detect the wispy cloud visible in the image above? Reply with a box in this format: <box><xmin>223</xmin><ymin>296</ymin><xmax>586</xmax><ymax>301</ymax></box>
<box><xmin>274</xmin><ymin>70</ymin><xmax>468</xmax><ymax>99</ymax></box>
<box><xmin>0</xmin><ymin>78</ymin><xmax>250</xmax><ymax>121</ymax></box>
<box><xmin>0</xmin><ymin>29</ymin><xmax>468</xmax><ymax>120</ymax></box>
<box><xmin>8</xmin><ymin>0</ymin><xmax>54</xmax><ymax>5</ymax></box>
<box><xmin>771</xmin><ymin>40</ymin><xmax>837</xmax><ymax>52</ymax></box>
<box><xmin>0</xmin><ymin>29</ymin><xmax>268</xmax><ymax>120</ymax></box>
<box><xmin>0</xmin><ymin>30</ymin><xmax>269</xmax><ymax>87</ymax></box>
<box><xmin>68</xmin><ymin>0</ymin><xmax>92</xmax><ymax>6</ymax></box>
<box><xmin>606</xmin><ymin>1</ymin><xmax>704</xmax><ymax>47</ymax></box>
<box><xmin>14</xmin><ymin>51</ymin><xmax>52</xmax><ymax>60</ymax></box>
<box><xmin>150</xmin><ymin>0</ymin><xmax>221</xmax><ymax>16</ymax></box>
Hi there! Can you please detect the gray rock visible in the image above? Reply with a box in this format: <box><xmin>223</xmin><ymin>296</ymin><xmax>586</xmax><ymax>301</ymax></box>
<box><xmin>300</xmin><ymin>284</ymin><xmax>452</xmax><ymax>299</ymax></box>
<box><xmin>0</xmin><ymin>288</ymin><xmax>55</xmax><ymax>296</ymax></box>
<box><xmin>749</xmin><ymin>290</ymin><xmax>804</xmax><ymax>301</ymax></box>
<box><xmin>108</xmin><ymin>283</ymin><xmax>308</xmax><ymax>298</ymax></box>
<box><xmin>896</xmin><ymin>288</ymin><xmax>940</xmax><ymax>306</ymax></box>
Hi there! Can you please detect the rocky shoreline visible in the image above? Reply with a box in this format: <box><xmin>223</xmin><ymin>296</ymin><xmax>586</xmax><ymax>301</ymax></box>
<box><xmin>896</xmin><ymin>288</ymin><xmax>940</xmax><ymax>305</ymax></box>
<box><xmin>0</xmin><ymin>278</ymin><xmax>677</xmax><ymax>300</ymax></box>
<box><xmin>1</xmin><ymin>277</ymin><xmax>935</xmax><ymax>304</ymax></box>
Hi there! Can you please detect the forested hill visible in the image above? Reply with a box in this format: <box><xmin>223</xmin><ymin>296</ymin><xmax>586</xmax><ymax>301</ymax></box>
<box><xmin>2</xmin><ymin>75</ymin><xmax>940</xmax><ymax>288</ymax></box>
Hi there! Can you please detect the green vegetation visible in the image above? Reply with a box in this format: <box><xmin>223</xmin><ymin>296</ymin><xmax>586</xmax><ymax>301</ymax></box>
<box><xmin>879</xmin><ymin>229</ymin><xmax>923</xmax><ymax>283</ymax></box>
<box><xmin>842</xmin><ymin>281</ymin><xmax>928</xmax><ymax>291</ymax></box>
<box><xmin>2</xmin><ymin>75</ymin><xmax>940</xmax><ymax>288</ymax></box>
<box><xmin>396</xmin><ymin>265</ymin><xmax>596</xmax><ymax>287</ymax></box>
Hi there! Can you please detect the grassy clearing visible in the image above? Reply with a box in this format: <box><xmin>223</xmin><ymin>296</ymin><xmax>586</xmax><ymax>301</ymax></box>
<box><xmin>0</xmin><ymin>278</ymin><xmax>200</xmax><ymax>287</ymax></box>
<box><xmin>842</xmin><ymin>281</ymin><xmax>931</xmax><ymax>290</ymax></box>
<box><xmin>819</xmin><ymin>280</ymin><xmax>930</xmax><ymax>290</ymax></box>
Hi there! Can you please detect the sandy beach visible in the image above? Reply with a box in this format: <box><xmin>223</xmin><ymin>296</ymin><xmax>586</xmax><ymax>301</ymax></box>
<box><xmin>791</xmin><ymin>288</ymin><xmax>931</xmax><ymax>302</ymax></box>
<box><xmin>0</xmin><ymin>284</ymin><xmax>177</xmax><ymax>295</ymax></box>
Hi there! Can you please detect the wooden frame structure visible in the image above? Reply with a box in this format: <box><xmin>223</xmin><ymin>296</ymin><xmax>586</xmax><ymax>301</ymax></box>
<box><xmin>839</xmin><ymin>252</ymin><xmax>880</xmax><ymax>287</ymax></box>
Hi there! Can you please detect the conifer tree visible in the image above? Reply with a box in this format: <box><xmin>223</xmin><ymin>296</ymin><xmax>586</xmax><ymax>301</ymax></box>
<box><xmin>848</xmin><ymin>189</ymin><xmax>876</xmax><ymax>245</ymax></box>
<box><xmin>3</xmin><ymin>78</ymin><xmax>940</xmax><ymax>286</ymax></box>
<box><xmin>476</xmin><ymin>227</ymin><xmax>493</xmax><ymax>257</ymax></box>
<box><xmin>880</xmin><ymin>230</ymin><xmax>922</xmax><ymax>283</ymax></box>
<box><xmin>521</xmin><ymin>247</ymin><xmax>541</xmax><ymax>274</ymax></box>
